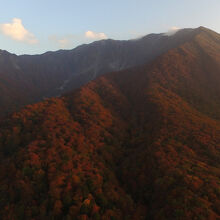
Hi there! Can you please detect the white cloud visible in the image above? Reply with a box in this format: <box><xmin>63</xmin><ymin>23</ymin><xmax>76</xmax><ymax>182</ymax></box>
<box><xmin>58</xmin><ymin>38</ymin><xmax>69</xmax><ymax>47</ymax></box>
<box><xmin>49</xmin><ymin>31</ymin><xmax>108</xmax><ymax>50</ymax></box>
<box><xmin>85</xmin><ymin>30</ymin><xmax>107</xmax><ymax>40</ymax></box>
<box><xmin>0</xmin><ymin>18</ymin><xmax>38</xmax><ymax>44</ymax></box>
<box><xmin>49</xmin><ymin>35</ymin><xmax>75</xmax><ymax>48</ymax></box>
<box><xmin>164</xmin><ymin>26</ymin><xmax>180</xmax><ymax>36</ymax></box>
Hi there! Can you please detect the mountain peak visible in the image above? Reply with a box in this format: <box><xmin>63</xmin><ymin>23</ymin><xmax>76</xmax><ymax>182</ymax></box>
<box><xmin>197</xmin><ymin>26</ymin><xmax>212</xmax><ymax>31</ymax></box>
<box><xmin>192</xmin><ymin>26</ymin><xmax>220</xmax><ymax>36</ymax></box>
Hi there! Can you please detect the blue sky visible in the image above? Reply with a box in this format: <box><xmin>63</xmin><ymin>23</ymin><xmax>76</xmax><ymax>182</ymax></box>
<box><xmin>0</xmin><ymin>0</ymin><xmax>220</xmax><ymax>55</ymax></box>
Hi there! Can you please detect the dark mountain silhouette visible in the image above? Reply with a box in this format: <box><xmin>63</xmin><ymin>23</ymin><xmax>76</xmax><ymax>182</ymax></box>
<box><xmin>0</xmin><ymin>26</ymin><xmax>220</xmax><ymax>219</ymax></box>
<box><xmin>0</xmin><ymin>27</ymin><xmax>213</xmax><ymax>116</ymax></box>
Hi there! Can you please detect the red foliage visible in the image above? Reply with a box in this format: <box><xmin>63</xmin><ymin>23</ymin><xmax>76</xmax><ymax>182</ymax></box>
<box><xmin>0</xmin><ymin>27</ymin><xmax>220</xmax><ymax>219</ymax></box>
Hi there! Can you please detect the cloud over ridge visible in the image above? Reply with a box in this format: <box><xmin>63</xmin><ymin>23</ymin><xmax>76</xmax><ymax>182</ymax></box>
<box><xmin>164</xmin><ymin>26</ymin><xmax>180</xmax><ymax>36</ymax></box>
<box><xmin>85</xmin><ymin>30</ymin><xmax>107</xmax><ymax>39</ymax></box>
<box><xmin>49</xmin><ymin>34</ymin><xmax>76</xmax><ymax>48</ymax></box>
<box><xmin>49</xmin><ymin>30</ymin><xmax>108</xmax><ymax>49</ymax></box>
<box><xmin>0</xmin><ymin>18</ymin><xmax>38</xmax><ymax>44</ymax></box>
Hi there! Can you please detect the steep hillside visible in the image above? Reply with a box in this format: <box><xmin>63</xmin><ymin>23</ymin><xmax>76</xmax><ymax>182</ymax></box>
<box><xmin>0</xmin><ymin>27</ymin><xmax>220</xmax><ymax>219</ymax></box>
<box><xmin>0</xmin><ymin>27</ymin><xmax>214</xmax><ymax>116</ymax></box>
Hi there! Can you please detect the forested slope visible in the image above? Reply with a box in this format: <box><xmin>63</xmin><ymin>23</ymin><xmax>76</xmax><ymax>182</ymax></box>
<box><xmin>0</xmin><ymin>27</ymin><xmax>220</xmax><ymax>219</ymax></box>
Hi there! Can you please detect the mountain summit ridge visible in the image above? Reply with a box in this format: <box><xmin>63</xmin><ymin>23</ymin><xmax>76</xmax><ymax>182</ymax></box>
<box><xmin>0</xmin><ymin>26</ymin><xmax>219</xmax><ymax>117</ymax></box>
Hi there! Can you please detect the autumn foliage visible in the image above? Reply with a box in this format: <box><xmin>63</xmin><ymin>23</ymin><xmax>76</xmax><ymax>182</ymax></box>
<box><xmin>0</xmin><ymin>27</ymin><xmax>219</xmax><ymax>219</ymax></box>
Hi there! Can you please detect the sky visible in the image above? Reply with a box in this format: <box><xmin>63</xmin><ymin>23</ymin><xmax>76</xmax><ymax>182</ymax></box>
<box><xmin>0</xmin><ymin>0</ymin><xmax>220</xmax><ymax>55</ymax></box>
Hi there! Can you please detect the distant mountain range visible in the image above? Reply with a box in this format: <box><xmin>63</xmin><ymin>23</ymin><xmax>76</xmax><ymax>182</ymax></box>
<box><xmin>0</xmin><ymin>27</ymin><xmax>213</xmax><ymax>116</ymax></box>
<box><xmin>0</xmin><ymin>26</ymin><xmax>220</xmax><ymax>219</ymax></box>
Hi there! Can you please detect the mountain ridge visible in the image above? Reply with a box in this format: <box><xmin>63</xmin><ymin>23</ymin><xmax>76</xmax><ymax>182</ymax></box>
<box><xmin>0</xmin><ymin>26</ymin><xmax>218</xmax><ymax>117</ymax></box>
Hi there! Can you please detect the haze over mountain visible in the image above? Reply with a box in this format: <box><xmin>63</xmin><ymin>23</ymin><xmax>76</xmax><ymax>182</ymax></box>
<box><xmin>0</xmin><ymin>26</ymin><xmax>220</xmax><ymax>219</ymax></box>
<box><xmin>0</xmin><ymin>27</ymin><xmax>213</xmax><ymax>116</ymax></box>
